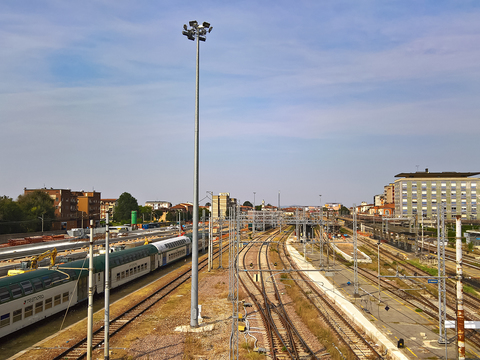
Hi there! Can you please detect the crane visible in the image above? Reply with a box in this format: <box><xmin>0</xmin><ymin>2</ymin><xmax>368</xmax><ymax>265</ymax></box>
<box><xmin>8</xmin><ymin>248</ymin><xmax>58</xmax><ymax>276</ymax></box>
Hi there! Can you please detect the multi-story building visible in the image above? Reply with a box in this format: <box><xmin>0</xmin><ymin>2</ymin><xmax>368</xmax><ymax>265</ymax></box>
<box><xmin>23</xmin><ymin>188</ymin><xmax>101</xmax><ymax>229</ymax></box>
<box><xmin>394</xmin><ymin>170</ymin><xmax>479</xmax><ymax>220</ymax></box>
<box><xmin>24</xmin><ymin>188</ymin><xmax>78</xmax><ymax>220</ymax></box>
<box><xmin>211</xmin><ymin>193</ymin><xmax>237</xmax><ymax>219</ymax></box>
<box><xmin>145</xmin><ymin>201</ymin><xmax>172</xmax><ymax>210</ymax></box>
<box><xmin>72</xmin><ymin>191</ymin><xmax>101</xmax><ymax>225</ymax></box>
<box><xmin>383</xmin><ymin>183</ymin><xmax>395</xmax><ymax>204</ymax></box>
<box><xmin>100</xmin><ymin>199</ymin><xmax>117</xmax><ymax>220</ymax></box>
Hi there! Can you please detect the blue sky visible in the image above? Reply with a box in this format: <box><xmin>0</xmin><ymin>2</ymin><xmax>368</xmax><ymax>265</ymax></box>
<box><xmin>1</xmin><ymin>1</ymin><xmax>479</xmax><ymax>208</ymax></box>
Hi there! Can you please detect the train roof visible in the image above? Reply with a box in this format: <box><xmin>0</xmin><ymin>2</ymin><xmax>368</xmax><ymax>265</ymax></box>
<box><xmin>149</xmin><ymin>235</ymin><xmax>190</xmax><ymax>253</ymax></box>
<box><xmin>58</xmin><ymin>244</ymin><xmax>158</xmax><ymax>272</ymax></box>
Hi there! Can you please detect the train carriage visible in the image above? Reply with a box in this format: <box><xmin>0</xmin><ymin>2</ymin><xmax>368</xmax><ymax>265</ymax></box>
<box><xmin>0</xmin><ymin>235</ymin><xmax>192</xmax><ymax>340</ymax></box>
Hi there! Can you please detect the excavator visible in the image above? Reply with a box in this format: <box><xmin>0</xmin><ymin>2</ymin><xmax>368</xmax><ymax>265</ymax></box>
<box><xmin>7</xmin><ymin>248</ymin><xmax>58</xmax><ymax>276</ymax></box>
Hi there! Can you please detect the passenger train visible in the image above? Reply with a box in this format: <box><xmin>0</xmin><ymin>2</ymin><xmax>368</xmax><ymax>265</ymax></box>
<box><xmin>0</xmin><ymin>235</ymin><xmax>192</xmax><ymax>339</ymax></box>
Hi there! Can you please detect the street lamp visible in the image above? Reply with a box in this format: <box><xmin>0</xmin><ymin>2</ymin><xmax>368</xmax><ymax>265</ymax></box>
<box><xmin>182</xmin><ymin>20</ymin><xmax>212</xmax><ymax>328</ymax></box>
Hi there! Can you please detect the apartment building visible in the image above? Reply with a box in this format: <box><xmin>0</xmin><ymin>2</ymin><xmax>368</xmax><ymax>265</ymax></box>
<box><xmin>211</xmin><ymin>193</ymin><xmax>237</xmax><ymax>219</ymax></box>
<box><xmin>24</xmin><ymin>188</ymin><xmax>101</xmax><ymax>229</ymax></box>
<box><xmin>145</xmin><ymin>201</ymin><xmax>172</xmax><ymax>210</ymax></box>
<box><xmin>394</xmin><ymin>170</ymin><xmax>479</xmax><ymax>220</ymax></box>
<box><xmin>100</xmin><ymin>199</ymin><xmax>117</xmax><ymax>220</ymax></box>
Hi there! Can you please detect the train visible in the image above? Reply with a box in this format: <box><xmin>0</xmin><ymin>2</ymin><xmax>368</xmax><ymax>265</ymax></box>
<box><xmin>0</xmin><ymin>235</ymin><xmax>192</xmax><ymax>339</ymax></box>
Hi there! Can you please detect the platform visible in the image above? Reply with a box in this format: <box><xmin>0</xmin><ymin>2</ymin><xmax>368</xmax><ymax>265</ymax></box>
<box><xmin>287</xmin><ymin>237</ymin><xmax>480</xmax><ymax>359</ymax></box>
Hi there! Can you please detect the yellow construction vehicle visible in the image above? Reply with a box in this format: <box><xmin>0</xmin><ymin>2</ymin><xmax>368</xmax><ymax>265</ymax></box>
<box><xmin>8</xmin><ymin>248</ymin><xmax>57</xmax><ymax>276</ymax></box>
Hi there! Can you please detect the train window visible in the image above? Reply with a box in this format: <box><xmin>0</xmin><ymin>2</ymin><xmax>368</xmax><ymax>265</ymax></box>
<box><xmin>13</xmin><ymin>309</ymin><xmax>22</xmax><ymax>323</ymax></box>
<box><xmin>63</xmin><ymin>292</ymin><xmax>69</xmax><ymax>303</ymax></box>
<box><xmin>32</xmin><ymin>278</ymin><xmax>44</xmax><ymax>292</ymax></box>
<box><xmin>0</xmin><ymin>313</ymin><xmax>10</xmax><ymax>328</ymax></box>
<box><xmin>20</xmin><ymin>281</ymin><xmax>33</xmax><ymax>295</ymax></box>
<box><xmin>25</xmin><ymin>305</ymin><xmax>33</xmax><ymax>318</ymax></box>
<box><xmin>121</xmin><ymin>271</ymin><xmax>125</xmax><ymax>279</ymax></box>
<box><xmin>35</xmin><ymin>301</ymin><xmax>43</xmax><ymax>314</ymax></box>
<box><xmin>116</xmin><ymin>273</ymin><xmax>120</xmax><ymax>282</ymax></box>
<box><xmin>9</xmin><ymin>284</ymin><xmax>23</xmax><ymax>299</ymax></box>
<box><xmin>125</xmin><ymin>269</ymin><xmax>129</xmax><ymax>277</ymax></box>
<box><xmin>42</xmin><ymin>276</ymin><xmax>52</xmax><ymax>287</ymax></box>
<box><xmin>97</xmin><ymin>273</ymin><xmax>101</xmax><ymax>282</ymax></box>
<box><xmin>45</xmin><ymin>298</ymin><xmax>52</xmax><ymax>310</ymax></box>
<box><xmin>54</xmin><ymin>295</ymin><xmax>61</xmax><ymax>306</ymax></box>
<box><xmin>0</xmin><ymin>287</ymin><xmax>10</xmax><ymax>302</ymax></box>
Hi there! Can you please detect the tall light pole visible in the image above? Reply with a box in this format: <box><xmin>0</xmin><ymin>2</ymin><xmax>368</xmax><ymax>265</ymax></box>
<box><xmin>182</xmin><ymin>20</ymin><xmax>212</xmax><ymax>328</ymax></box>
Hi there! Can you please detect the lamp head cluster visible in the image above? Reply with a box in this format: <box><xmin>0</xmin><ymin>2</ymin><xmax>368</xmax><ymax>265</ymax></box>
<box><xmin>182</xmin><ymin>21</ymin><xmax>212</xmax><ymax>41</ymax></box>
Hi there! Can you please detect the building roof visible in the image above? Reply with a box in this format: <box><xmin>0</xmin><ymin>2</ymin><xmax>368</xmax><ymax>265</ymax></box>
<box><xmin>395</xmin><ymin>171</ymin><xmax>480</xmax><ymax>178</ymax></box>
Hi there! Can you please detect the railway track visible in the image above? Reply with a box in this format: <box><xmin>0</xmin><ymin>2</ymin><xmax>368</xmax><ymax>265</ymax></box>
<box><xmin>238</xmin><ymin>230</ymin><xmax>320</xmax><ymax>359</ymax></box>
<box><xmin>280</xmin><ymin>238</ymin><xmax>383</xmax><ymax>360</ymax></box>
<box><xmin>348</xmin><ymin>236</ymin><xmax>480</xmax><ymax>348</ymax></box>
<box><xmin>51</xmin><ymin>245</ymin><xmax>225</xmax><ymax>360</ymax></box>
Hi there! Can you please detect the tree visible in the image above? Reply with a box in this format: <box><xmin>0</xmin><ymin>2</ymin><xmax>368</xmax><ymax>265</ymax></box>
<box><xmin>113</xmin><ymin>192</ymin><xmax>139</xmax><ymax>223</ymax></box>
<box><xmin>139</xmin><ymin>205</ymin><xmax>153</xmax><ymax>222</ymax></box>
<box><xmin>0</xmin><ymin>196</ymin><xmax>25</xmax><ymax>234</ymax></box>
<box><xmin>339</xmin><ymin>205</ymin><xmax>350</xmax><ymax>216</ymax></box>
<box><xmin>205</xmin><ymin>202</ymin><xmax>211</xmax><ymax>207</ymax></box>
<box><xmin>243</xmin><ymin>201</ymin><xmax>253</xmax><ymax>208</ymax></box>
<box><xmin>17</xmin><ymin>190</ymin><xmax>55</xmax><ymax>232</ymax></box>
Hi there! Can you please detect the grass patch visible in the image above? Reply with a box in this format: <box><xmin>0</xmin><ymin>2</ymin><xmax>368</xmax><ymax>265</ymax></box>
<box><xmin>407</xmin><ymin>259</ymin><xmax>438</xmax><ymax>276</ymax></box>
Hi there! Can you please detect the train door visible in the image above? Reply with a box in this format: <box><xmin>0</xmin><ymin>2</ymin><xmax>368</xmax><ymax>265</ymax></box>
<box><xmin>77</xmin><ymin>276</ymin><xmax>88</xmax><ymax>302</ymax></box>
<box><xmin>162</xmin><ymin>252</ymin><xmax>167</xmax><ymax>266</ymax></box>
<box><xmin>150</xmin><ymin>255</ymin><xmax>155</xmax><ymax>270</ymax></box>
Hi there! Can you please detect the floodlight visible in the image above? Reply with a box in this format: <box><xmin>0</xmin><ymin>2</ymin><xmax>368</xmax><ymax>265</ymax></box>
<box><xmin>202</xmin><ymin>22</ymin><xmax>210</xmax><ymax>28</ymax></box>
<box><xmin>183</xmin><ymin>24</ymin><xmax>188</xmax><ymax>30</ymax></box>
<box><xmin>208</xmin><ymin>27</ymin><xmax>213</xmax><ymax>33</ymax></box>
<box><xmin>199</xmin><ymin>36</ymin><xmax>206</xmax><ymax>42</ymax></box>
<box><xmin>189</xmin><ymin>20</ymin><xmax>198</xmax><ymax>27</ymax></box>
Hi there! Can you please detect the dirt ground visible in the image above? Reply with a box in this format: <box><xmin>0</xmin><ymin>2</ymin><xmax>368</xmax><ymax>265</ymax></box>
<box><xmin>13</xmin><ymin>250</ymin><xmax>246</xmax><ymax>360</ymax></box>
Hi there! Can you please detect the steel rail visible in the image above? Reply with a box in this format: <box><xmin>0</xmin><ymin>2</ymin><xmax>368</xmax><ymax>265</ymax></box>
<box><xmin>51</xmin><ymin>245</ymin><xmax>227</xmax><ymax>360</ymax></box>
<box><xmin>282</xmin><ymin>238</ymin><xmax>382</xmax><ymax>360</ymax></box>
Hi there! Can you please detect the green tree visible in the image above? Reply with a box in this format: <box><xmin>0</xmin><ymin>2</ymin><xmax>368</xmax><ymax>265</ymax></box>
<box><xmin>339</xmin><ymin>205</ymin><xmax>350</xmax><ymax>216</ymax></box>
<box><xmin>113</xmin><ymin>192</ymin><xmax>139</xmax><ymax>223</ymax></box>
<box><xmin>0</xmin><ymin>196</ymin><xmax>25</xmax><ymax>234</ymax></box>
<box><xmin>153</xmin><ymin>209</ymin><xmax>164</xmax><ymax>221</ymax></box>
<box><xmin>17</xmin><ymin>190</ymin><xmax>55</xmax><ymax>232</ymax></box>
<box><xmin>139</xmin><ymin>205</ymin><xmax>153</xmax><ymax>222</ymax></box>
<box><xmin>166</xmin><ymin>211</ymin><xmax>177</xmax><ymax>222</ymax></box>
<box><xmin>243</xmin><ymin>201</ymin><xmax>253</xmax><ymax>207</ymax></box>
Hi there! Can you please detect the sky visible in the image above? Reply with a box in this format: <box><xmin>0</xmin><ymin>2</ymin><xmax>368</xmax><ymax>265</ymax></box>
<box><xmin>1</xmin><ymin>1</ymin><xmax>479</xmax><ymax>208</ymax></box>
